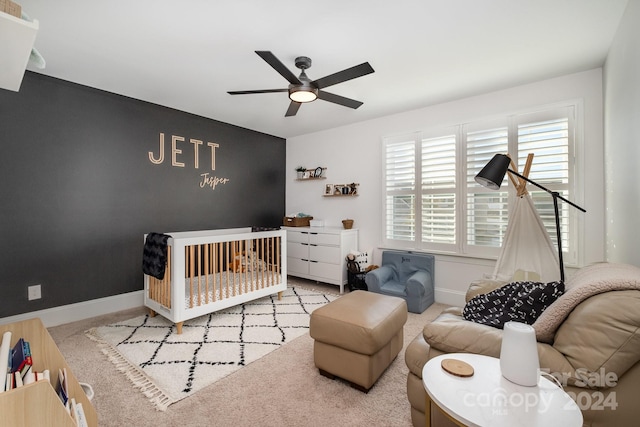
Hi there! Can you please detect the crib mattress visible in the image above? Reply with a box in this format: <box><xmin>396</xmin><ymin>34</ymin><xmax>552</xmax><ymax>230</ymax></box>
<box><xmin>183</xmin><ymin>271</ymin><xmax>283</xmax><ymax>308</ymax></box>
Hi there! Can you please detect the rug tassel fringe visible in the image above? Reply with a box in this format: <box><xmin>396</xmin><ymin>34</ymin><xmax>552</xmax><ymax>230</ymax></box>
<box><xmin>85</xmin><ymin>328</ymin><xmax>174</xmax><ymax>411</ymax></box>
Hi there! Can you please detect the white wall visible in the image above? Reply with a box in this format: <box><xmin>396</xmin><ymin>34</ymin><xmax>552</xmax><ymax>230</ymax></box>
<box><xmin>604</xmin><ymin>0</ymin><xmax>640</xmax><ymax>267</ymax></box>
<box><xmin>287</xmin><ymin>69</ymin><xmax>605</xmax><ymax>306</ymax></box>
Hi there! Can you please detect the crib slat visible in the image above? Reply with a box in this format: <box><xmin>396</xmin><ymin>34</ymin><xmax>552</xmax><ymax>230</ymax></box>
<box><xmin>252</xmin><ymin>238</ymin><xmax>257</xmax><ymax>290</ymax></box>
<box><xmin>189</xmin><ymin>245</ymin><xmax>194</xmax><ymax>308</ymax></box>
<box><xmin>213</xmin><ymin>243</ymin><xmax>218</xmax><ymax>302</ymax></box>
<box><xmin>268</xmin><ymin>236</ymin><xmax>273</xmax><ymax>287</ymax></box>
<box><xmin>197</xmin><ymin>244</ymin><xmax>202</xmax><ymax>306</ymax></box>
<box><xmin>264</xmin><ymin>237</ymin><xmax>268</xmax><ymax>287</ymax></box>
<box><xmin>236</xmin><ymin>241</ymin><xmax>241</xmax><ymax>297</ymax></box>
<box><xmin>223</xmin><ymin>241</ymin><xmax>226</xmax><ymax>299</ymax></box>
<box><xmin>204</xmin><ymin>243</ymin><xmax>209</xmax><ymax>305</ymax></box>
<box><xmin>243</xmin><ymin>240</ymin><xmax>249</xmax><ymax>294</ymax></box>
<box><xmin>262</xmin><ymin>237</ymin><xmax>266</xmax><ymax>288</ymax></box>
<box><xmin>234</xmin><ymin>240</ymin><xmax>239</xmax><ymax>296</ymax></box>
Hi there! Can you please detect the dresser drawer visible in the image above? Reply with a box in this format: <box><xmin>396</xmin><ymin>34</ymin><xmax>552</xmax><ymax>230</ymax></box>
<box><xmin>287</xmin><ymin>241</ymin><xmax>309</xmax><ymax>259</ymax></box>
<box><xmin>309</xmin><ymin>244</ymin><xmax>341</xmax><ymax>264</ymax></box>
<box><xmin>288</xmin><ymin>257</ymin><xmax>309</xmax><ymax>276</ymax></box>
<box><xmin>309</xmin><ymin>232</ymin><xmax>340</xmax><ymax>246</ymax></box>
<box><xmin>309</xmin><ymin>261</ymin><xmax>343</xmax><ymax>283</ymax></box>
<box><xmin>287</xmin><ymin>230</ymin><xmax>310</xmax><ymax>244</ymax></box>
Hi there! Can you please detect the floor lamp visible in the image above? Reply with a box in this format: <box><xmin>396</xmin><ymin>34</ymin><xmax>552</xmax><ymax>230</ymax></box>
<box><xmin>474</xmin><ymin>154</ymin><xmax>586</xmax><ymax>283</ymax></box>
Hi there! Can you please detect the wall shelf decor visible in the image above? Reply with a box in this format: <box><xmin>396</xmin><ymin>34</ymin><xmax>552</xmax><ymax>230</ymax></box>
<box><xmin>324</xmin><ymin>183</ymin><xmax>359</xmax><ymax>197</ymax></box>
<box><xmin>296</xmin><ymin>166</ymin><xmax>327</xmax><ymax>180</ymax></box>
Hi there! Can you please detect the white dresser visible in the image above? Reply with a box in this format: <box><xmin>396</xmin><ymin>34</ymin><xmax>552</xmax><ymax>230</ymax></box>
<box><xmin>282</xmin><ymin>226</ymin><xmax>358</xmax><ymax>294</ymax></box>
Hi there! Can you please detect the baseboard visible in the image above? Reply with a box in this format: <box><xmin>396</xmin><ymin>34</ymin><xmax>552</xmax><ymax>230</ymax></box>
<box><xmin>435</xmin><ymin>287</ymin><xmax>466</xmax><ymax>307</ymax></box>
<box><xmin>0</xmin><ymin>291</ymin><xmax>144</xmax><ymax>328</ymax></box>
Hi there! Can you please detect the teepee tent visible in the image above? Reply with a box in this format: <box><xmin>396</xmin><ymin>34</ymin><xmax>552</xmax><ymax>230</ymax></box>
<box><xmin>490</xmin><ymin>154</ymin><xmax>560</xmax><ymax>283</ymax></box>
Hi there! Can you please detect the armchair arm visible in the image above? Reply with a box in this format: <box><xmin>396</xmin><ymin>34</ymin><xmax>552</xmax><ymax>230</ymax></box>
<box><xmin>364</xmin><ymin>265</ymin><xmax>395</xmax><ymax>293</ymax></box>
<box><xmin>406</xmin><ymin>270</ymin><xmax>431</xmax><ymax>297</ymax></box>
<box><xmin>465</xmin><ymin>278</ymin><xmax>507</xmax><ymax>302</ymax></box>
<box><xmin>423</xmin><ymin>312</ymin><xmax>575</xmax><ymax>380</ymax></box>
<box><xmin>424</xmin><ymin>312</ymin><xmax>504</xmax><ymax>357</ymax></box>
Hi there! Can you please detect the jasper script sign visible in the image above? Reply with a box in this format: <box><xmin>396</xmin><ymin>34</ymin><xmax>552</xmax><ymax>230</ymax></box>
<box><xmin>148</xmin><ymin>133</ymin><xmax>230</xmax><ymax>191</ymax></box>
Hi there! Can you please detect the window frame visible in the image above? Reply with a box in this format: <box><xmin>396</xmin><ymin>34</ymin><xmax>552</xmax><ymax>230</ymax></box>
<box><xmin>381</xmin><ymin>101</ymin><xmax>583</xmax><ymax>265</ymax></box>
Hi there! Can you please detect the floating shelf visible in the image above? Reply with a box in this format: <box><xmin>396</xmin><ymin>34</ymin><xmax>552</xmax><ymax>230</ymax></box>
<box><xmin>296</xmin><ymin>176</ymin><xmax>327</xmax><ymax>181</ymax></box>
<box><xmin>323</xmin><ymin>183</ymin><xmax>359</xmax><ymax>197</ymax></box>
<box><xmin>295</xmin><ymin>166</ymin><xmax>326</xmax><ymax>180</ymax></box>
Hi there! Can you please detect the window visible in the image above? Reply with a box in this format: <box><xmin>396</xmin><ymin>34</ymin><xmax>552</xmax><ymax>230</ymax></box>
<box><xmin>383</xmin><ymin>105</ymin><xmax>579</xmax><ymax>263</ymax></box>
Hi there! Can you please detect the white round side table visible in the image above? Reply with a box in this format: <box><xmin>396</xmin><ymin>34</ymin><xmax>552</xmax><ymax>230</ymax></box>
<box><xmin>422</xmin><ymin>353</ymin><xmax>583</xmax><ymax>427</ymax></box>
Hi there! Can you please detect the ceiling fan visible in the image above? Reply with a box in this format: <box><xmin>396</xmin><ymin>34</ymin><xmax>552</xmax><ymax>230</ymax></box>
<box><xmin>228</xmin><ymin>51</ymin><xmax>375</xmax><ymax>117</ymax></box>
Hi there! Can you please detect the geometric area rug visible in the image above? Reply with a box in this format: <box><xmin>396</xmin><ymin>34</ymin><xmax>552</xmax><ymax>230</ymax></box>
<box><xmin>85</xmin><ymin>286</ymin><xmax>338</xmax><ymax>410</ymax></box>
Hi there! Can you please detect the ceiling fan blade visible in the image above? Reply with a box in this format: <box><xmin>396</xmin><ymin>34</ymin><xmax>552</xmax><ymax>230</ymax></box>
<box><xmin>228</xmin><ymin>89</ymin><xmax>288</xmax><ymax>95</ymax></box>
<box><xmin>256</xmin><ymin>51</ymin><xmax>302</xmax><ymax>85</ymax></box>
<box><xmin>317</xmin><ymin>91</ymin><xmax>364</xmax><ymax>109</ymax></box>
<box><xmin>285</xmin><ymin>101</ymin><xmax>301</xmax><ymax>117</ymax></box>
<box><xmin>311</xmin><ymin>62</ymin><xmax>374</xmax><ymax>89</ymax></box>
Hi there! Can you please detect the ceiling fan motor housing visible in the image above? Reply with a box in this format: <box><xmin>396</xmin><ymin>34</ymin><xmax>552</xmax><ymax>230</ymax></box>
<box><xmin>295</xmin><ymin>56</ymin><xmax>312</xmax><ymax>70</ymax></box>
<box><xmin>290</xmin><ymin>57</ymin><xmax>318</xmax><ymax>102</ymax></box>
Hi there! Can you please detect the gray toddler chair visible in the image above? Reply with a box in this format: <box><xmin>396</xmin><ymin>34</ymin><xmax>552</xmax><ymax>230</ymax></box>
<box><xmin>365</xmin><ymin>251</ymin><xmax>435</xmax><ymax>313</ymax></box>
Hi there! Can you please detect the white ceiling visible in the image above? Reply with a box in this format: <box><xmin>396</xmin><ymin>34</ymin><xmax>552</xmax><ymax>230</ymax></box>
<box><xmin>19</xmin><ymin>0</ymin><xmax>628</xmax><ymax>139</ymax></box>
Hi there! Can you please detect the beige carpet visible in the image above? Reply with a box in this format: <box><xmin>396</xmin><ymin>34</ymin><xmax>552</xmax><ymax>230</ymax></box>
<box><xmin>48</xmin><ymin>278</ymin><xmax>447</xmax><ymax>427</ymax></box>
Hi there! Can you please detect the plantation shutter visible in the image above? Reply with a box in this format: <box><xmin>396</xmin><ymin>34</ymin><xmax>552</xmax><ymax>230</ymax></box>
<box><xmin>465</xmin><ymin>125</ymin><xmax>509</xmax><ymax>254</ymax></box>
<box><xmin>384</xmin><ymin>135</ymin><xmax>416</xmax><ymax>243</ymax></box>
<box><xmin>421</xmin><ymin>134</ymin><xmax>457</xmax><ymax>246</ymax></box>
<box><xmin>516</xmin><ymin>108</ymin><xmax>574</xmax><ymax>263</ymax></box>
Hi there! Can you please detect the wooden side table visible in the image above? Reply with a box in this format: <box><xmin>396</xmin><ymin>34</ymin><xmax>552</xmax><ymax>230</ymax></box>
<box><xmin>422</xmin><ymin>353</ymin><xmax>583</xmax><ymax>427</ymax></box>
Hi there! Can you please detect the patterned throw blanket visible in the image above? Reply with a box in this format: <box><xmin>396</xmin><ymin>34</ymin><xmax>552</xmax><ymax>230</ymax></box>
<box><xmin>142</xmin><ymin>232</ymin><xmax>171</xmax><ymax>280</ymax></box>
<box><xmin>533</xmin><ymin>262</ymin><xmax>640</xmax><ymax>343</ymax></box>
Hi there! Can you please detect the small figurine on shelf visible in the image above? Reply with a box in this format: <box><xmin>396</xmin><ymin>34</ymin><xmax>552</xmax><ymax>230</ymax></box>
<box><xmin>348</xmin><ymin>183</ymin><xmax>359</xmax><ymax>195</ymax></box>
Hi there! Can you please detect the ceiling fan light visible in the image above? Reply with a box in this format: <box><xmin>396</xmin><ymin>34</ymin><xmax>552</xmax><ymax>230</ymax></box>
<box><xmin>289</xmin><ymin>87</ymin><xmax>318</xmax><ymax>103</ymax></box>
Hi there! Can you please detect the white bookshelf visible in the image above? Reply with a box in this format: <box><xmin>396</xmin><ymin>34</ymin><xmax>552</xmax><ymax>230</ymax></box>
<box><xmin>0</xmin><ymin>318</ymin><xmax>97</xmax><ymax>426</ymax></box>
<box><xmin>0</xmin><ymin>11</ymin><xmax>38</xmax><ymax>91</ymax></box>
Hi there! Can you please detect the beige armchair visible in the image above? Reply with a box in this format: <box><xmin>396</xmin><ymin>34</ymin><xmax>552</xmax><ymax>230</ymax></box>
<box><xmin>405</xmin><ymin>262</ymin><xmax>640</xmax><ymax>427</ymax></box>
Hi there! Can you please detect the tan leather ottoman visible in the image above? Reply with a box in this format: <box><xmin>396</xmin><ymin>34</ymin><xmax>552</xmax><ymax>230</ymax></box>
<box><xmin>309</xmin><ymin>290</ymin><xmax>408</xmax><ymax>392</ymax></box>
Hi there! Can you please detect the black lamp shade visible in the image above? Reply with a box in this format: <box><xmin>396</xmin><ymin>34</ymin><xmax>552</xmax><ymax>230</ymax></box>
<box><xmin>475</xmin><ymin>154</ymin><xmax>511</xmax><ymax>190</ymax></box>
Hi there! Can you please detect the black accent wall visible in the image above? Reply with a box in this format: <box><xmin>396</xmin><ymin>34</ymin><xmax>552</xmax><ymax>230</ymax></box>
<box><xmin>0</xmin><ymin>72</ymin><xmax>285</xmax><ymax>318</ymax></box>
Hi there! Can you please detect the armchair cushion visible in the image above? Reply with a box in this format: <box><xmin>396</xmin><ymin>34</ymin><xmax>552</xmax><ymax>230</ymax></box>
<box><xmin>555</xmin><ymin>290</ymin><xmax>640</xmax><ymax>385</ymax></box>
<box><xmin>533</xmin><ymin>262</ymin><xmax>640</xmax><ymax>343</ymax></box>
<box><xmin>462</xmin><ymin>280</ymin><xmax>564</xmax><ymax>329</ymax></box>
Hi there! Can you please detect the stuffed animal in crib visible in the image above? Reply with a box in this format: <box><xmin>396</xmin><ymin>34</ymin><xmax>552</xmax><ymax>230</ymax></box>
<box><xmin>230</xmin><ymin>250</ymin><xmax>267</xmax><ymax>273</ymax></box>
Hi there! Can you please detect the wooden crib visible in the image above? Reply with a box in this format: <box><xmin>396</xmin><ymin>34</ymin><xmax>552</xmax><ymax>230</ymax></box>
<box><xmin>143</xmin><ymin>227</ymin><xmax>287</xmax><ymax>333</ymax></box>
